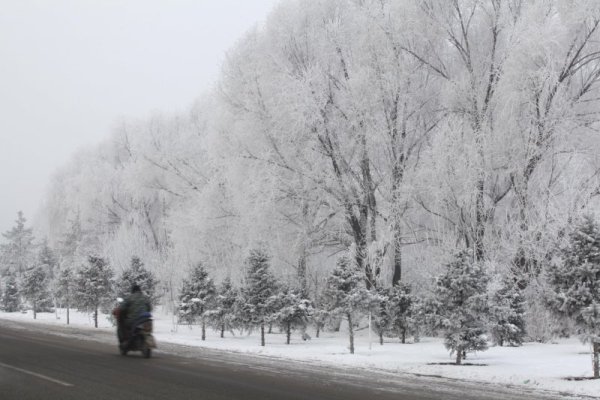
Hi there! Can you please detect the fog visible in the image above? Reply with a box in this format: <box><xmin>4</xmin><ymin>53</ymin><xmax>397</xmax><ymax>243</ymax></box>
<box><xmin>0</xmin><ymin>0</ymin><xmax>279</xmax><ymax>233</ymax></box>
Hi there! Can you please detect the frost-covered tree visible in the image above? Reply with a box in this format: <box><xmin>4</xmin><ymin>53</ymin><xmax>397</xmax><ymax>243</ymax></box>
<box><xmin>55</xmin><ymin>267</ymin><xmax>74</xmax><ymax>324</ymax></box>
<box><xmin>434</xmin><ymin>251</ymin><xmax>490</xmax><ymax>365</ymax></box>
<box><xmin>21</xmin><ymin>265</ymin><xmax>53</xmax><ymax>319</ymax></box>
<box><xmin>323</xmin><ymin>255</ymin><xmax>378</xmax><ymax>354</ymax></box>
<box><xmin>1</xmin><ymin>211</ymin><xmax>35</xmax><ymax>278</ymax></box>
<box><xmin>387</xmin><ymin>283</ymin><xmax>419</xmax><ymax>344</ymax></box>
<box><xmin>73</xmin><ymin>256</ymin><xmax>114</xmax><ymax>328</ymax></box>
<box><xmin>38</xmin><ymin>239</ymin><xmax>58</xmax><ymax>280</ymax></box>
<box><xmin>178</xmin><ymin>263</ymin><xmax>216</xmax><ymax>341</ymax></box>
<box><xmin>272</xmin><ymin>287</ymin><xmax>313</xmax><ymax>344</ymax></box>
<box><xmin>240</xmin><ymin>249</ymin><xmax>279</xmax><ymax>346</ymax></box>
<box><xmin>207</xmin><ymin>277</ymin><xmax>238</xmax><ymax>338</ymax></box>
<box><xmin>490</xmin><ymin>277</ymin><xmax>526</xmax><ymax>347</ymax></box>
<box><xmin>116</xmin><ymin>256</ymin><xmax>159</xmax><ymax>305</ymax></box>
<box><xmin>1</xmin><ymin>274</ymin><xmax>20</xmax><ymax>312</ymax></box>
<box><xmin>547</xmin><ymin>216</ymin><xmax>600</xmax><ymax>378</ymax></box>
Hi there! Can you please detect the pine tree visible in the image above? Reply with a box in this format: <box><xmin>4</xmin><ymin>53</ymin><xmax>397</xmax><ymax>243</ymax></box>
<box><xmin>388</xmin><ymin>283</ymin><xmax>418</xmax><ymax>344</ymax></box>
<box><xmin>73</xmin><ymin>256</ymin><xmax>114</xmax><ymax>328</ymax></box>
<box><xmin>178</xmin><ymin>263</ymin><xmax>216</xmax><ymax>341</ymax></box>
<box><xmin>272</xmin><ymin>286</ymin><xmax>313</xmax><ymax>344</ymax></box>
<box><xmin>240</xmin><ymin>249</ymin><xmax>279</xmax><ymax>346</ymax></box>
<box><xmin>55</xmin><ymin>267</ymin><xmax>75</xmax><ymax>324</ymax></box>
<box><xmin>434</xmin><ymin>250</ymin><xmax>490</xmax><ymax>365</ymax></box>
<box><xmin>547</xmin><ymin>215</ymin><xmax>600</xmax><ymax>378</ymax></box>
<box><xmin>1</xmin><ymin>275</ymin><xmax>20</xmax><ymax>312</ymax></box>
<box><xmin>0</xmin><ymin>211</ymin><xmax>36</xmax><ymax>278</ymax></box>
<box><xmin>207</xmin><ymin>277</ymin><xmax>238</xmax><ymax>338</ymax></box>
<box><xmin>490</xmin><ymin>276</ymin><xmax>526</xmax><ymax>347</ymax></box>
<box><xmin>21</xmin><ymin>265</ymin><xmax>53</xmax><ymax>319</ymax></box>
<box><xmin>323</xmin><ymin>255</ymin><xmax>378</xmax><ymax>354</ymax></box>
<box><xmin>116</xmin><ymin>256</ymin><xmax>159</xmax><ymax>305</ymax></box>
<box><xmin>38</xmin><ymin>239</ymin><xmax>58</xmax><ymax>280</ymax></box>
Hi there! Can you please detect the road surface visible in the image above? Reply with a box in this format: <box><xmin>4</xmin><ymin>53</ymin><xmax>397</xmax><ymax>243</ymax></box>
<box><xmin>0</xmin><ymin>319</ymin><xmax>572</xmax><ymax>400</ymax></box>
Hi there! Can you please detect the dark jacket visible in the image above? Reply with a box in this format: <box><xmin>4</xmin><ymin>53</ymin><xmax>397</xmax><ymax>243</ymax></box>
<box><xmin>121</xmin><ymin>291</ymin><xmax>152</xmax><ymax>327</ymax></box>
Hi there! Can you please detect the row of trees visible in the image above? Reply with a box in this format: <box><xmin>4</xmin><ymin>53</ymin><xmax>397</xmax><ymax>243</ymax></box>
<box><xmin>1</xmin><ymin>210</ymin><xmax>599</xmax><ymax>375</ymax></box>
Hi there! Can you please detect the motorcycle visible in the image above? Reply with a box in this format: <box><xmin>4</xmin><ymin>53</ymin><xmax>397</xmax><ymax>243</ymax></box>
<box><xmin>114</xmin><ymin>306</ymin><xmax>157</xmax><ymax>358</ymax></box>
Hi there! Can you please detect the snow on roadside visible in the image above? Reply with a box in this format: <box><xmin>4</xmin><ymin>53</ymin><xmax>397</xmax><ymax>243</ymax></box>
<box><xmin>1</xmin><ymin>308</ymin><xmax>599</xmax><ymax>398</ymax></box>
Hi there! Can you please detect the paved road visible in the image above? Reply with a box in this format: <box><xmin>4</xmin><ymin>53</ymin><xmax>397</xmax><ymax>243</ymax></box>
<box><xmin>0</xmin><ymin>320</ymin><xmax>572</xmax><ymax>400</ymax></box>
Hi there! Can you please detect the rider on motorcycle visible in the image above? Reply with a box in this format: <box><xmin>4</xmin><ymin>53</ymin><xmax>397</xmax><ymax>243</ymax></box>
<box><xmin>119</xmin><ymin>284</ymin><xmax>152</xmax><ymax>347</ymax></box>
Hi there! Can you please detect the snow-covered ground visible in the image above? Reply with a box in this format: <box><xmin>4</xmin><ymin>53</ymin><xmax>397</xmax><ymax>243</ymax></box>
<box><xmin>2</xmin><ymin>308</ymin><xmax>599</xmax><ymax>398</ymax></box>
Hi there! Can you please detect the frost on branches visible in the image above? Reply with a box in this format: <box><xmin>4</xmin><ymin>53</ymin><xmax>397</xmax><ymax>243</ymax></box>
<box><xmin>21</xmin><ymin>264</ymin><xmax>53</xmax><ymax>319</ymax></box>
<box><xmin>547</xmin><ymin>215</ymin><xmax>600</xmax><ymax>378</ymax></box>
<box><xmin>178</xmin><ymin>263</ymin><xmax>216</xmax><ymax>341</ymax></box>
<box><xmin>1</xmin><ymin>274</ymin><xmax>20</xmax><ymax>312</ymax></box>
<box><xmin>271</xmin><ymin>286</ymin><xmax>313</xmax><ymax>344</ymax></box>
<box><xmin>116</xmin><ymin>256</ymin><xmax>159</xmax><ymax>306</ymax></box>
<box><xmin>323</xmin><ymin>255</ymin><xmax>379</xmax><ymax>354</ymax></box>
<box><xmin>489</xmin><ymin>276</ymin><xmax>526</xmax><ymax>347</ymax></box>
<box><xmin>434</xmin><ymin>251</ymin><xmax>489</xmax><ymax>365</ymax></box>
<box><xmin>207</xmin><ymin>277</ymin><xmax>238</xmax><ymax>338</ymax></box>
<box><xmin>240</xmin><ymin>249</ymin><xmax>279</xmax><ymax>347</ymax></box>
<box><xmin>73</xmin><ymin>256</ymin><xmax>114</xmax><ymax>328</ymax></box>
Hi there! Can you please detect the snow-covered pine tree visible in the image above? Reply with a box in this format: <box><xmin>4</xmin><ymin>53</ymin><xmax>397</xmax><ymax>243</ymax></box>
<box><xmin>490</xmin><ymin>276</ymin><xmax>526</xmax><ymax>347</ymax></box>
<box><xmin>208</xmin><ymin>277</ymin><xmax>238</xmax><ymax>338</ymax></box>
<box><xmin>272</xmin><ymin>286</ymin><xmax>313</xmax><ymax>344</ymax></box>
<box><xmin>0</xmin><ymin>211</ymin><xmax>36</xmax><ymax>278</ymax></box>
<box><xmin>323</xmin><ymin>255</ymin><xmax>377</xmax><ymax>354</ymax></box>
<box><xmin>434</xmin><ymin>250</ymin><xmax>490</xmax><ymax>365</ymax></box>
<box><xmin>55</xmin><ymin>267</ymin><xmax>74</xmax><ymax>324</ymax></box>
<box><xmin>38</xmin><ymin>239</ymin><xmax>58</xmax><ymax>280</ymax></box>
<box><xmin>1</xmin><ymin>274</ymin><xmax>20</xmax><ymax>312</ymax></box>
<box><xmin>73</xmin><ymin>256</ymin><xmax>114</xmax><ymax>328</ymax></box>
<box><xmin>240</xmin><ymin>249</ymin><xmax>279</xmax><ymax>346</ymax></box>
<box><xmin>178</xmin><ymin>263</ymin><xmax>216</xmax><ymax>341</ymax></box>
<box><xmin>547</xmin><ymin>215</ymin><xmax>600</xmax><ymax>378</ymax></box>
<box><xmin>372</xmin><ymin>287</ymin><xmax>392</xmax><ymax>345</ymax></box>
<box><xmin>116</xmin><ymin>256</ymin><xmax>159</xmax><ymax>306</ymax></box>
<box><xmin>388</xmin><ymin>283</ymin><xmax>418</xmax><ymax>344</ymax></box>
<box><xmin>21</xmin><ymin>265</ymin><xmax>53</xmax><ymax>319</ymax></box>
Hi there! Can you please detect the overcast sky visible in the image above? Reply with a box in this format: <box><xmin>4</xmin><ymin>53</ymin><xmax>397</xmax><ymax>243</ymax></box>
<box><xmin>0</xmin><ymin>0</ymin><xmax>279</xmax><ymax>235</ymax></box>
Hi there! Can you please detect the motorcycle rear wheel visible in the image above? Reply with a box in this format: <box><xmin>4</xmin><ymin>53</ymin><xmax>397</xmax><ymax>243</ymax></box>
<box><xmin>142</xmin><ymin>347</ymin><xmax>151</xmax><ymax>358</ymax></box>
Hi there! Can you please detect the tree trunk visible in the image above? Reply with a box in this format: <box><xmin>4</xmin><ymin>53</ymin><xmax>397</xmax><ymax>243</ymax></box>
<box><xmin>401</xmin><ymin>328</ymin><xmax>406</xmax><ymax>344</ymax></box>
<box><xmin>379</xmin><ymin>330</ymin><xmax>383</xmax><ymax>346</ymax></box>
<box><xmin>456</xmin><ymin>347</ymin><xmax>462</xmax><ymax>365</ymax></box>
<box><xmin>33</xmin><ymin>300</ymin><xmax>37</xmax><ymax>320</ymax></box>
<box><xmin>220</xmin><ymin>324</ymin><xmax>225</xmax><ymax>338</ymax></box>
<box><xmin>594</xmin><ymin>342</ymin><xmax>599</xmax><ymax>379</ymax></box>
<box><xmin>94</xmin><ymin>306</ymin><xmax>98</xmax><ymax>328</ymax></box>
<box><xmin>348</xmin><ymin>313</ymin><xmax>354</xmax><ymax>354</ymax></box>
<box><xmin>66</xmin><ymin>302</ymin><xmax>70</xmax><ymax>325</ymax></box>
<box><xmin>286</xmin><ymin>321</ymin><xmax>291</xmax><ymax>345</ymax></box>
<box><xmin>268</xmin><ymin>322</ymin><xmax>273</xmax><ymax>334</ymax></box>
<box><xmin>261</xmin><ymin>323</ymin><xmax>265</xmax><ymax>347</ymax></box>
<box><xmin>316</xmin><ymin>323</ymin><xmax>321</xmax><ymax>338</ymax></box>
<box><xmin>202</xmin><ymin>321</ymin><xmax>206</xmax><ymax>341</ymax></box>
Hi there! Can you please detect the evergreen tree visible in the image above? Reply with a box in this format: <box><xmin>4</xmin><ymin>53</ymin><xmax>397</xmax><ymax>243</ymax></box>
<box><xmin>21</xmin><ymin>265</ymin><xmax>53</xmax><ymax>319</ymax></box>
<box><xmin>323</xmin><ymin>255</ymin><xmax>378</xmax><ymax>354</ymax></box>
<box><xmin>547</xmin><ymin>215</ymin><xmax>600</xmax><ymax>378</ymax></box>
<box><xmin>116</xmin><ymin>256</ymin><xmax>159</xmax><ymax>305</ymax></box>
<box><xmin>388</xmin><ymin>283</ymin><xmax>419</xmax><ymax>344</ymax></box>
<box><xmin>490</xmin><ymin>276</ymin><xmax>526</xmax><ymax>347</ymax></box>
<box><xmin>240</xmin><ymin>249</ymin><xmax>279</xmax><ymax>346</ymax></box>
<box><xmin>55</xmin><ymin>267</ymin><xmax>75</xmax><ymax>324</ymax></box>
<box><xmin>38</xmin><ymin>239</ymin><xmax>58</xmax><ymax>280</ymax></box>
<box><xmin>73</xmin><ymin>256</ymin><xmax>114</xmax><ymax>328</ymax></box>
<box><xmin>272</xmin><ymin>286</ymin><xmax>313</xmax><ymax>344</ymax></box>
<box><xmin>178</xmin><ymin>263</ymin><xmax>216</xmax><ymax>341</ymax></box>
<box><xmin>1</xmin><ymin>274</ymin><xmax>20</xmax><ymax>312</ymax></box>
<box><xmin>0</xmin><ymin>211</ymin><xmax>35</xmax><ymax>278</ymax></box>
<box><xmin>207</xmin><ymin>277</ymin><xmax>238</xmax><ymax>338</ymax></box>
<box><xmin>434</xmin><ymin>250</ymin><xmax>490</xmax><ymax>365</ymax></box>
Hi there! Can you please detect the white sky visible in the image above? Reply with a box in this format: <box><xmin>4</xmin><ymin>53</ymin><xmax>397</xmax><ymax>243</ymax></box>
<box><xmin>0</xmin><ymin>0</ymin><xmax>280</xmax><ymax>234</ymax></box>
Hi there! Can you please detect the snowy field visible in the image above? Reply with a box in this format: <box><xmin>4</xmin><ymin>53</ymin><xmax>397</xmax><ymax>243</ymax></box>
<box><xmin>1</xmin><ymin>308</ymin><xmax>599</xmax><ymax>399</ymax></box>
